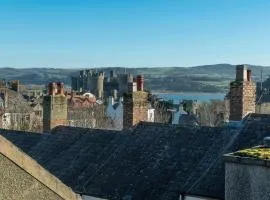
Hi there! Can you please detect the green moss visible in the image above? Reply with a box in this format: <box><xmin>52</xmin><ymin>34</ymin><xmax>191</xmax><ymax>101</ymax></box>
<box><xmin>234</xmin><ymin>147</ymin><xmax>270</xmax><ymax>160</ymax></box>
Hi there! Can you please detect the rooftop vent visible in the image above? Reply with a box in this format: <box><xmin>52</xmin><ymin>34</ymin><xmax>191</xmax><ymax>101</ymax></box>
<box><xmin>264</xmin><ymin>137</ymin><xmax>270</xmax><ymax>147</ymax></box>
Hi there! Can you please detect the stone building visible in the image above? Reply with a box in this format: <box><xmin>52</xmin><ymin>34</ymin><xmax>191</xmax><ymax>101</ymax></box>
<box><xmin>67</xmin><ymin>92</ymin><xmax>97</xmax><ymax>129</ymax></box>
<box><xmin>106</xmin><ymin>96</ymin><xmax>123</xmax><ymax>129</ymax></box>
<box><xmin>71</xmin><ymin>70</ymin><xmax>104</xmax><ymax>99</ymax></box>
<box><xmin>0</xmin><ymin>88</ymin><xmax>42</xmax><ymax>132</ymax></box>
<box><xmin>71</xmin><ymin>69</ymin><xmax>133</xmax><ymax>100</ymax></box>
<box><xmin>43</xmin><ymin>82</ymin><xmax>67</xmax><ymax>133</ymax></box>
<box><xmin>123</xmin><ymin>75</ymin><xmax>149</xmax><ymax>129</ymax></box>
<box><xmin>229</xmin><ymin>65</ymin><xmax>256</xmax><ymax>121</ymax></box>
<box><xmin>104</xmin><ymin>72</ymin><xmax>133</xmax><ymax>98</ymax></box>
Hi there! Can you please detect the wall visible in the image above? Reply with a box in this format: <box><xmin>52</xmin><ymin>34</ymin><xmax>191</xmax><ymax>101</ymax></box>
<box><xmin>0</xmin><ymin>154</ymin><xmax>66</xmax><ymax>200</ymax></box>
<box><xmin>225</xmin><ymin>161</ymin><xmax>270</xmax><ymax>200</ymax></box>
<box><xmin>106</xmin><ymin>98</ymin><xmax>123</xmax><ymax>129</ymax></box>
<box><xmin>242</xmin><ymin>82</ymin><xmax>256</xmax><ymax>117</ymax></box>
<box><xmin>0</xmin><ymin>135</ymin><xmax>80</xmax><ymax>200</ymax></box>
<box><xmin>147</xmin><ymin>108</ymin><xmax>155</xmax><ymax>122</ymax></box>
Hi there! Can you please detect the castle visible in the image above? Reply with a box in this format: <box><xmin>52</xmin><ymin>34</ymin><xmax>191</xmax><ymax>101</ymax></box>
<box><xmin>71</xmin><ymin>69</ymin><xmax>133</xmax><ymax>99</ymax></box>
<box><xmin>71</xmin><ymin>70</ymin><xmax>105</xmax><ymax>99</ymax></box>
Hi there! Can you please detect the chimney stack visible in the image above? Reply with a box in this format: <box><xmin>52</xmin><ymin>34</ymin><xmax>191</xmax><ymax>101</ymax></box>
<box><xmin>43</xmin><ymin>82</ymin><xmax>67</xmax><ymax>133</ymax></box>
<box><xmin>247</xmin><ymin>69</ymin><xmax>251</xmax><ymax>82</ymax></box>
<box><xmin>236</xmin><ymin>65</ymin><xmax>247</xmax><ymax>81</ymax></box>
<box><xmin>57</xmin><ymin>82</ymin><xmax>65</xmax><ymax>95</ymax></box>
<box><xmin>128</xmin><ymin>81</ymin><xmax>137</xmax><ymax>93</ymax></box>
<box><xmin>136</xmin><ymin>75</ymin><xmax>144</xmax><ymax>91</ymax></box>
<box><xmin>48</xmin><ymin>82</ymin><xmax>57</xmax><ymax>95</ymax></box>
<box><xmin>229</xmin><ymin>65</ymin><xmax>256</xmax><ymax>121</ymax></box>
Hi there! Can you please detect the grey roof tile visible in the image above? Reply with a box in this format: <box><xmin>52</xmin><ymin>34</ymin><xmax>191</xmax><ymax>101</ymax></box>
<box><xmin>0</xmin><ymin>113</ymin><xmax>269</xmax><ymax>199</ymax></box>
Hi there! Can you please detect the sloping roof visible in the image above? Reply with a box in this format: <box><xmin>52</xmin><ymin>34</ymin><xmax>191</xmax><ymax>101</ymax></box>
<box><xmin>178</xmin><ymin>114</ymin><xmax>200</xmax><ymax>126</ymax></box>
<box><xmin>0</xmin><ymin>134</ymin><xmax>79</xmax><ymax>200</ymax></box>
<box><xmin>67</xmin><ymin>95</ymin><xmax>96</xmax><ymax>108</ymax></box>
<box><xmin>0</xmin><ymin>113</ymin><xmax>270</xmax><ymax>200</ymax></box>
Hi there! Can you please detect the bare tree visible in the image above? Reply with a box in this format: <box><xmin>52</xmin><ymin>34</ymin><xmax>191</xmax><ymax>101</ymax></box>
<box><xmin>67</xmin><ymin>103</ymin><xmax>116</xmax><ymax>130</ymax></box>
<box><xmin>198</xmin><ymin>100</ymin><xmax>229</xmax><ymax>127</ymax></box>
<box><xmin>1</xmin><ymin>89</ymin><xmax>43</xmax><ymax>132</ymax></box>
<box><xmin>148</xmin><ymin>93</ymin><xmax>172</xmax><ymax>123</ymax></box>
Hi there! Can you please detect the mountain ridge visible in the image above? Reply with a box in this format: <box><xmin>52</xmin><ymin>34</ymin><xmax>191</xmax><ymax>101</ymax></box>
<box><xmin>0</xmin><ymin>64</ymin><xmax>269</xmax><ymax>93</ymax></box>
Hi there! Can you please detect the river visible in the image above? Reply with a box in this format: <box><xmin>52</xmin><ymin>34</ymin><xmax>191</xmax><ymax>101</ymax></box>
<box><xmin>154</xmin><ymin>92</ymin><xmax>225</xmax><ymax>104</ymax></box>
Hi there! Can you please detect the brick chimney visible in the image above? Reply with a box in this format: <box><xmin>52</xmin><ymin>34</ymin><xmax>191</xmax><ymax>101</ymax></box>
<box><xmin>247</xmin><ymin>69</ymin><xmax>251</xmax><ymax>82</ymax></box>
<box><xmin>43</xmin><ymin>82</ymin><xmax>67</xmax><ymax>133</ymax></box>
<box><xmin>48</xmin><ymin>82</ymin><xmax>57</xmax><ymax>95</ymax></box>
<box><xmin>123</xmin><ymin>75</ymin><xmax>149</xmax><ymax>129</ymax></box>
<box><xmin>57</xmin><ymin>82</ymin><xmax>65</xmax><ymax>95</ymax></box>
<box><xmin>236</xmin><ymin>65</ymin><xmax>247</xmax><ymax>81</ymax></box>
<box><xmin>136</xmin><ymin>75</ymin><xmax>144</xmax><ymax>91</ymax></box>
<box><xmin>229</xmin><ymin>65</ymin><xmax>256</xmax><ymax>121</ymax></box>
<box><xmin>128</xmin><ymin>81</ymin><xmax>137</xmax><ymax>93</ymax></box>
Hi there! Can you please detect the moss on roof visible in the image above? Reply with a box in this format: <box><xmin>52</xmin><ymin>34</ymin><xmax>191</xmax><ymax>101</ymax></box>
<box><xmin>233</xmin><ymin>146</ymin><xmax>270</xmax><ymax>160</ymax></box>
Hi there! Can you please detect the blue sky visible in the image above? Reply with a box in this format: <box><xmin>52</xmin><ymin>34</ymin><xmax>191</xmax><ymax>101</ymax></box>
<box><xmin>0</xmin><ymin>0</ymin><xmax>270</xmax><ymax>68</ymax></box>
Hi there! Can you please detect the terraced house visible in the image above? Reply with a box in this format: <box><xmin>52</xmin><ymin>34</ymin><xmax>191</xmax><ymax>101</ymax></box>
<box><xmin>1</xmin><ymin>112</ymin><xmax>270</xmax><ymax>200</ymax></box>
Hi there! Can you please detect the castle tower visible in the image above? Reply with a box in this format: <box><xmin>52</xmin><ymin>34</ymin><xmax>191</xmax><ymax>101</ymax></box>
<box><xmin>229</xmin><ymin>65</ymin><xmax>256</xmax><ymax>121</ymax></box>
<box><xmin>10</xmin><ymin>80</ymin><xmax>20</xmax><ymax>92</ymax></box>
<box><xmin>96</xmin><ymin>72</ymin><xmax>104</xmax><ymax>99</ymax></box>
<box><xmin>43</xmin><ymin>82</ymin><xmax>67</xmax><ymax>133</ymax></box>
<box><xmin>123</xmin><ymin>75</ymin><xmax>148</xmax><ymax>129</ymax></box>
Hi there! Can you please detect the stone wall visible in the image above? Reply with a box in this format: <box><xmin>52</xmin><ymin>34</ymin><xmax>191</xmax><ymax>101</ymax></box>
<box><xmin>242</xmin><ymin>81</ymin><xmax>256</xmax><ymax>117</ymax></box>
<box><xmin>0</xmin><ymin>135</ymin><xmax>79</xmax><ymax>200</ymax></box>
<box><xmin>229</xmin><ymin>82</ymin><xmax>244</xmax><ymax>120</ymax></box>
<box><xmin>43</xmin><ymin>95</ymin><xmax>67</xmax><ymax>132</ymax></box>
<box><xmin>225</xmin><ymin>157</ymin><xmax>270</xmax><ymax>200</ymax></box>
<box><xmin>0</xmin><ymin>154</ymin><xmax>65</xmax><ymax>200</ymax></box>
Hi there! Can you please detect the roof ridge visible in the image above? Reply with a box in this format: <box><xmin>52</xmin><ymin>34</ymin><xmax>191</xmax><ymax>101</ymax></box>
<box><xmin>0</xmin><ymin>134</ymin><xmax>80</xmax><ymax>200</ymax></box>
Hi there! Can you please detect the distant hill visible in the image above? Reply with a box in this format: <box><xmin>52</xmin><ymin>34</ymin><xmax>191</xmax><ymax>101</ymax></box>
<box><xmin>0</xmin><ymin>64</ymin><xmax>269</xmax><ymax>93</ymax></box>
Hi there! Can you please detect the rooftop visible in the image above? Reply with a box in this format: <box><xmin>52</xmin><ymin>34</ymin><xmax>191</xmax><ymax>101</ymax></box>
<box><xmin>1</xmin><ymin>113</ymin><xmax>270</xmax><ymax>200</ymax></box>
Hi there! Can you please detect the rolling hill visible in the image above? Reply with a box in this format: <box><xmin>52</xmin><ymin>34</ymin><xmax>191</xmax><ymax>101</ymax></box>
<box><xmin>0</xmin><ymin>64</ymin><xmax>269</xmax><ymax>93</ymax></box>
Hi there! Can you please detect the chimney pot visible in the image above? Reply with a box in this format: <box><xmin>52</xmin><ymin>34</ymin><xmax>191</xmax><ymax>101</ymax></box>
<box><xmin>48</xmin><ymin>82</ymin><xmax>57</xmax><ymax>95</ymax></box>
<box><xmin>247</xmin><ymin>69</ymin><xmax>251</xmax><ymax>81</ymax></box>
<box><xmin>56</xmin><ymin>82</ymin><xmax>65</xmax><ymax>95</ymax></box>
<box><xmin>137</xmin><ymin>75</ymin><xmax>144</xmax><ymax>91</ymax></box>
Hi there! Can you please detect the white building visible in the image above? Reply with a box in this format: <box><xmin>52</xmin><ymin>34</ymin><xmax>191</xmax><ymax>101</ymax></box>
<box><xmin>106</xmin><ymin>96</ymin><xmax>124</xmax><ymax>129</ymax></box>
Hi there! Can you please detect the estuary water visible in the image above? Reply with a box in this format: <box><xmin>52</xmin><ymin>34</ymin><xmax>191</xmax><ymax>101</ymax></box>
<box><xmin>154</xmin><ymin>92</ymin><xmax>225</xmax><ymax>104</ymax></box>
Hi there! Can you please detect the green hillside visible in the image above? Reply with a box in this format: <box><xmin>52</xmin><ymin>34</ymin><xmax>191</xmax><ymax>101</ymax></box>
<box><xmin>0</xmin><ymin>64</ymin><xmax>269</xmax><ymax>93</ymax></box>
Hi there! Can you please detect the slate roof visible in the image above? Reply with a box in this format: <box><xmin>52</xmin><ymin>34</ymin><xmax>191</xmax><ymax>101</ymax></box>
<box><xmin>178</xmin><ymin>114</ymin><xmax>200</xmax><ymax>126</ymax></box>
<box><xmin>67</xmin><ymin>95</ymin><xmax>96</xmax><ymax>108</ymax></box>
<box><xmin>0</xmin><ymin>113</ymin><xmax>270</xmax><ymax>200</ymax></box>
